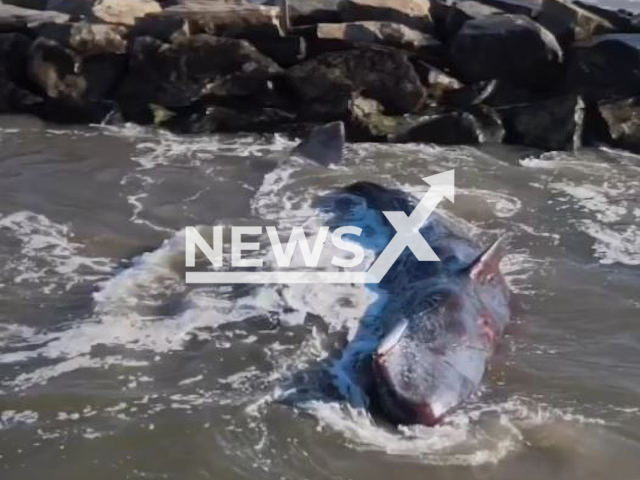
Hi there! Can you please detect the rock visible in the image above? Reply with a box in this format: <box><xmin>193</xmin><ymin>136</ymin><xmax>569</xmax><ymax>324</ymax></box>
<box><xmin>567</xmin><ymin>34</ymin><xmax>640</xmax><ymax>101</ymax></box>
<box><xmin>131</xmin><ymin>14</ymin><xmax>189</xmax><ymax>43</ymax></box>
<box><xmin>0</xmin><ymin>4</ymin><xmax>69</xmax><ymax>32</ymax></box>
<box><xmin>2</xmin><ymin>0</ymin><xmax>47</xmax><ymax>10</ymax></box>
<box><xmin>253</xmin><ymin>36</ymin><xmax>306</xmax><ymax>67</ymax></box>
<box><xmin>154</xmin><ymin>0</ymin><xmax>284</xmax><ymax>40</ymax></box>
<box><xmin>444</xmin><ymin>1</ymin><xmax>504</xmax><ymax>38</ymax></box>
<box><xmin>37</xmin><ymin>22</ymin><xmax>128</xmax><ymax>56</ymax></box>
<box><xmin>392</xmin><ymin>105</ymin><xmax>505</xmax><ymax>144</ymax></box>
<box><xmin>497</xmin><ymin>95</ymin><xmax>584</xmax><ymax>150</ymax></box>
<box><xmin>160</xmin><ymin>104</ymin><xmax>297</xmax><ymax>133</ymax></box>
<box><xmin>411</xmin><ymin>60</ymin><xmax>464</xmax><ymax>104</ymax></box>
<box><xmin>537</xmin><ymin>0</ymin><xmax>614</xmax><ymax>46</ymax></box>
<box><xmin>0</xmin><ymin>33</ymin><xmax>43</xmax><ymax>113</ymax></box>
<box><xmin>338</xmin><ymin>0</ymin><xmax>434</xmax><ymax>33</ymax></box>
<box><xmin>575</xmin><ymin>2</ymin><xmax>638</xmax><ymax>32</ymax></box>
<box><xmin>116</xmin><ymin>35</ymin><xmax>283</xmax><ymax>123</ymax></box>
<box><xmin>28</xmin><ymin>37</ymin><xmax>125</xmax><ymax>102</ymax></box>
<box><xmin>299</xmin><ymin>21</ymin><xmax>442</xmax><ymax>52</ymax></box>
<box><xmin>443</xmin><ymin>78</ymin><xmax>530</xmax><ymax>107</ymax></box>
<box><xmin>450</xmin><ymin>14</ymin><xmax>563</xmax><ymax>91</ymax></box>
<box><xmin>285</xmin><ymin>0</ymin><xmax>341</xmax><ymax>26</ymax></box>
<box><xmin>47</xmin><ymin>0</ymin><xmax>162</xmax><ymax>26</ymax></box>
<box><xmin>587</xmin><ymin>97</ymin><xmax>640</xmax><ymax>153</ymax></box>
<box><xmin>286</xmin><ymin>46</ymin><xmax>425</xmax><ymax>119</ymax></box>
<box><xmin>480</xmin><ymin>0</ymin><xmax>540</xmax><ymax>16</ymax></box>
<box><xmin>348</xmin><ymin>93</ymin><xmax>405</xmax><ymax>140</ymax></box>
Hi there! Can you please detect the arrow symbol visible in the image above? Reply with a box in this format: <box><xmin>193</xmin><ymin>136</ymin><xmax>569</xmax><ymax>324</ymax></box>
<box><xmin>365</xmin><ymin>170</ymin><xmax>455</xmax><ymax>283</ymax></box>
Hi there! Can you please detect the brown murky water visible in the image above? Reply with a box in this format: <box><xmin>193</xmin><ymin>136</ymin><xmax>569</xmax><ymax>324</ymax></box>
<box><xmin>0</xmin><ymin>115</ymin><xmax>639</xmax><ymax>480</ymax></box>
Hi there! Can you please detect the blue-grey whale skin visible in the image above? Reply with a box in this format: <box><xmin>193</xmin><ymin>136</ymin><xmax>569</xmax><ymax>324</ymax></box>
<box><xmin>338</xmin><ymin>182</ymin><xmax>510</xmax><ymax>426</ymax></box>
<box><xmin>293</xmin><ymin>123</ymin><xmax>511</xmax><ymax>427</ymax></box>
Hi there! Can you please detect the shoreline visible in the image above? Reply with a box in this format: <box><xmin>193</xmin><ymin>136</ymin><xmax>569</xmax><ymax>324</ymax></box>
<box><xmin>0</xmin><ymin>0</ymin><xmax>640</xmax><ymax>154</ymax></box>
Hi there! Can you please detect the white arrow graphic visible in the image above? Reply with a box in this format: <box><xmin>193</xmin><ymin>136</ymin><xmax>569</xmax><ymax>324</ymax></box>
<box><xmin>364</xmin><ymin>170</ymin><xmax>455</xmax><ymax>283</ymax></box>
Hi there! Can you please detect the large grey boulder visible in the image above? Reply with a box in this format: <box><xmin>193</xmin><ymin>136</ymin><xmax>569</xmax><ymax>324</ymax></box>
<box><xmin>36</xmin><ymin>22</ymin><xmax>129</xmax><ymax>56</ymax></box>
<box><xmin>286</xmin><ymin>46</ymin><xmax>425</xmax><ymax>119</ymax></box>
<box><xmin>153</xmin><ymin>0</ymin><xmax>284</xmax><ymax>40</ymax></box>
<box><xmin>116</xmin><ymin>35</ymin><xmax>283</xmax><ymax>123</ymax></box>
<box><xmin>444</xmin><ymin>1</ymin><xmax>504</xmax><ymax>38</ymax></box>
<box><xmin>481</xmin><ymin>0</ymin><xmax>540</xmax><ymax>16</ymax></box>
<box><xmin>337</xmin><ymin>0</ymin><xmax>434</xmax><ymax>32</ymax></box>
<box><xmin>567</xmin><ymin>34</ymin><xmax>640</xmax><ymax>101</ymax></box>
<box><xmin>537</xmin><ymin>0</ymin><xmax>614</xmax><ymax>45</ymax></box>
<box><xmin>450</xmin><ymin>14</ymin><xmax>563</xmax><ymax>90</ymax></box>
<box><xmin>497</xmin><ymin>95</ymin><xmax>585</xmax><ymax>150</ymax></box>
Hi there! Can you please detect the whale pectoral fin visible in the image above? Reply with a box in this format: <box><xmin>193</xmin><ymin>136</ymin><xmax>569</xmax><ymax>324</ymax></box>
<box><xmin>291</xmin><ymin>121</ymin><xmax>345</xmax><ymax>167</ymax></box>
<box><xmin>377</xmin><ymin>319</ymin><xmax>409</xmax><ymax>356</ymax></box>
<box><xmin>466</xmin><ymin>236</ymin><xmax>507</xmax><ymax>284</ymax></box>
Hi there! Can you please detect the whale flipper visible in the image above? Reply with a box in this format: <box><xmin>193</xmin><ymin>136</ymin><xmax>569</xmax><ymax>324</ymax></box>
<box><xmin>292</xmin><ymin>122</ymin><xmax>345</xmax><ymax>167</ymax></box>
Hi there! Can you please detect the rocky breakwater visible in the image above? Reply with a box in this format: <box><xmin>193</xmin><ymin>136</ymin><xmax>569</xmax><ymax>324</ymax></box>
<box><xmin>1</xmin><ymin>0</ymin><xmax>640</xmax><ymax>152</ymax></box>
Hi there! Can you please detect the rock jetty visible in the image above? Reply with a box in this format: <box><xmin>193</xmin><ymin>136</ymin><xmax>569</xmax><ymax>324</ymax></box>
<box><xmin>1</xmin><ymin>0</ymin><xmax>640</xmax><ymax>152</ymax></box>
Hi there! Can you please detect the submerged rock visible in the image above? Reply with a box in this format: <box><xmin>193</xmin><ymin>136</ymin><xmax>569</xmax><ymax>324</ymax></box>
<box><xmin>37</xmin><ymin>22</ymin><xmax>129</xmax><ymax>56</ymax></box>
<box><xmin>450</xmin><ymin>14</ymin><xmax>563</xmax><ymax>90</ymax></box>
<box><xmin>537</xmin><ymin>0</ymin><xmax>614</xmax><ymax>45</ymax></box>
<box><xmin>567</xmin><ymin>34</ymin><xmax>640</xmax><ymax>101</ymax></box>
<box><xmin>116</xmin><ymin>35</ymin><xmax>282</xmax><ymax>123</ymax></box>
<box><xmin>587</xmin><ymin>97</ymin><xmax>640</xmax><ymax>153</ymax></box>
<box><xmin>286</xmin><ymin>47</ymin><xmax>425</xmax><ymax>119</ymax></box>
<box><xmin>337</xmin><ymin>0</ymin><xmax>434</xmax><ymax>32</ymax></box>
<box><xmin>497</xmin><ymin>94</ymin><xmax>585</xmax><ymax>150</ymax></box>
<box><xmin>392</xmin><ymin>106</ymin><xmax>505</xmax><ymax>144</ymax></box>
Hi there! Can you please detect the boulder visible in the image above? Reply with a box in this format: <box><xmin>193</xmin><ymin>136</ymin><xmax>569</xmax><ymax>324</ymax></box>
<box><xmin>0</xmin><ymin>4</ymin><xmax>69</xmax><ymax>32</ymax></box>
<box><xmin>2</xmin><ymin>0</ymin><xmax>47</xmax><ymax>10</ymax></box>
<box><xmin>299</xmin><ymin>21</ymin><xmax>442</xmax><ymax>52</ymax></box>
<box><xmin>450</xmin><ymin>14</ymin><xmax>563</xmax><ymax>90</ymax></box>
<box><xmin>116</xmin><ymin>35</ymin><xmax>283</xmax><ymax>123</ymax></box>
<box><xmin>131</xmin><ymin>14</ymin><xmax>189</xmax><ymax>43</ymax></box>
<box><xmin>37</xmin><ymin>22</ymin><xmax>128</xmax><ymax>56</ymax></box>
<box><xmin>286</xmin><ymin>46</ymin><xmax>425</xmax><ymax>119</ymax></box>
<box><xmin>444</xmin><ymin>1</ymin><xmax>504</xmax><ymax>38</ymax></box>
<box><xmin>0</xmin><ymin>33</ymin><xmax>43</xmax><ymax>113</ymax></box>
<box><xmin>411</xmin><ymin>60</ymin><xmax>464</xmax><ymax>104</ymax></box>
<box><xmin>392</xmin><ymin>105</ymin><xmax>505</xmax><ymax>144</ymax></box>
<box><xmin>537</xmin><ymin>0</ymin><xmax>614</xmax><ymax>46</ymax></box>
<box><xmin>160</xmin><ymin>104</ymin><xmax>297</xmax><ymax>134</ymax></box>
<box><xmin>28</xmin><ymin>37</ymin><xmax>125</xmax><ymax>102</ymax></box>
<box><xmin>154</xmin><ymin>0</ymin><xmax>284</xmax><ymax>40</ymax></box>
<box><xmin>253</xmin><ymin>36</ymin><xmax>306</xmax><ymax>67</ymax></box>
<box><xmin>348</xmin><ymin>93</ymin><xmax>405</xmax><ymax>140</ymax></box>
<box><xmin>497</xmin><ymin>95</ymin><xmax>585</xmax><ymax>150</ymax></box>
<box><xmin>337</xmin><ymin>0</ymin><xmax>434</xmax><ymax>33</ymax></box>
<box><xmin>567</xmin><ymin>34</ymin><xmax>640</xmax><ymax>101</ymax></box>
<box><xmin>587</xmin><ymin>97</ymin><xmax>640</xmax><ymax>153</ymax></box>
<box><xmin>481</xmin><ymin>0</ymin><xmax>540</xmax><ymax>16</ymax></box>
<box><xmin>574</xmin><ymin>2</ymin><xmax>638</xmax><ymax>32</ymax></box>
<box><xmin>285</xmin><ymin>0</ymin><xmax>341</xmax><ymax>26</ymax></box>
<box><xmin>47</xmin><ymin>0</ymin><xmax>162</xmax><ymax>26</ymax></box>
<box><xmin>443</xmin><ymin>78</ymin><xmax>530</xmax><ymax>107</ymax></box>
